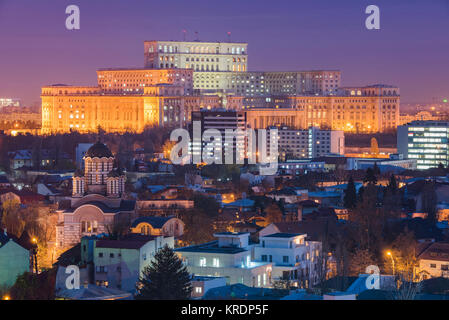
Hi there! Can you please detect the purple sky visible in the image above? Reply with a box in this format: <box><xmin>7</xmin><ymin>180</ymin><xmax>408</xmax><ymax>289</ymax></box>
<box><xmin>0</xmin><ymin>0</ymin><xmax>448</xmax><ymax>105</ymax></box>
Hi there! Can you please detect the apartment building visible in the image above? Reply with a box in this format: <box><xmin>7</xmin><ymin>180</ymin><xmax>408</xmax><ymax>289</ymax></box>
<box><xmin>190</xmin><ymin>109</ymin><xmax>247</xmax><ymax>163</ymax></box>
<box><xmin>268</xmin><ymin>126</ymin><xmax>344</xmax><ymax>160</ymax></box>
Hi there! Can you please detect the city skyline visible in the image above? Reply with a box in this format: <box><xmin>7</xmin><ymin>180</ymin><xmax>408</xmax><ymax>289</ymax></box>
<box><xmin>0</xmin><ymin>0</ymin><xmax>448</xmax><ymax>105</ymax></box>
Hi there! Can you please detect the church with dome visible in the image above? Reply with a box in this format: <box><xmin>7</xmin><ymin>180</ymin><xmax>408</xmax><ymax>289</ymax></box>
<box><xmin>56</xmin><ymin>141</ymin><xmax>136</xmax><ymax>248</ymax></box>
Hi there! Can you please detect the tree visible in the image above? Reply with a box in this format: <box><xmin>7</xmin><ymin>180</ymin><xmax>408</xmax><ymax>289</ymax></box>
<box><xmin>386</xmin><ymin>174</ymin><xmax>398</xmax><ymax>195</ymax></box>
<box><xmin>344</xmin><ymin>176</ymin><xmax>357</xmax><ymax>209</ymax></box>
<box><xmin>135</xmin><ymin>245</ymin><xmax>192</xmax><ymax>300</ymax></box>
<box><xmin>9</xmin><ymin>270</ymin><xmax>56</xmax><ymax>300</ymax></box>
<box><xmin>393</xmin><ymin>277</ymin><xmax>422</xmax><ymax>300</ymax></box>
<box><xmin>373</xmin><ymin>162</ymin><xmax>381</xmax><ymax>176</ymax></box>
<box><xmin>383</xmin><ymin>174</ymin><xmax>401</xmax><ymax>218</ymax></box>
<box><xmin>385</xmin><ymin>229</ymin><xmax>418</xmax><ymax>282</ymax></box>
<box><xmin>349</xmin><ymin>248</ymin><xmax>377</xmax><ymax>276</ymax></box>
<box><xmin>161</xmin><ymin>139</ymin><xmax>176</xmax><ymax>159</ymax></box>
<box><xmin>265</xmin><ymin>203</ymin><xmax>283</xmax><ymax>224</ymax></box>
<box><xmin>272</xmin><ymin>279</ymin><xmax>293</xmax><ymax>291</ymax></box>
<box><xmin>363</xmin><ymin>167</ymin><xmax>377</xmax><ymax>185</ymax></box>
<box><xmin>180</xmin><ymin>209</ymin><xmax>214</xmax><ymax>245</ymax></box>
<box><xmin>1</xmin><ymin>199</ymin><xmax>24</xmax><ymax>237</ymax></box>
<box><xmin>421</xmin><ymin>181</ymin><xmax>437</xmax><ymax>223</ymax></box>
<box><xmin>193</xmin><ymin>194</ymin><xmax>220</xmax><ymax>218</ymax></box>
<box><xmin>349</xmin><ymin>184</ymin><xmax>384</xmax><ymax>251</ymax></box>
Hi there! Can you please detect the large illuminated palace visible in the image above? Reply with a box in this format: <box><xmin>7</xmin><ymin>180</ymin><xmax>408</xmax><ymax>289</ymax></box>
<box><xmin>41</xmin><ymin>40</ymin><xmax>399</xmax><ymax>134</ymax></box>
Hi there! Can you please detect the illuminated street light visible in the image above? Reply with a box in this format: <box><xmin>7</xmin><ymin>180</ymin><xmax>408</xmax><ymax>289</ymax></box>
<box><xmin>386</xmin><ymin>251</ymin><xmax>395</xmax><ymax>275</ymax></box>
<box><xmin>3</xmin><ymin>295</ymin><xmax>10</xmax><ymax>300</ymax></box>
<box><xmin>31</xmin><ymin>237</ymin><xmax>38</xmax><ymax>273</ymax></box>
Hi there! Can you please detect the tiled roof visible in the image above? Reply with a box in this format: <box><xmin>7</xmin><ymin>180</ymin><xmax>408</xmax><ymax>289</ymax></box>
<box><xmin>0</xmin><ymin>229</ymin><xmax>31</xmax><ymax>251</ymax></box>
<box><xmin>268</xmin><ymin>188</ymin><xmax>297</xmax><ymax>196</ymax></box>
<box><xmin>96</xmin><ymin>235</ymin><xmax>157</xmax><ymax>250</ymax></box>
<box><xmin>0</xmin><ymin>188</ymin><xmax>45</xmax><ymax>203</ymax></box>
<box><xmin>418</xmin><ymin>242</ymin><xmax>449</xmax><ymax>262</ymax></box>
<box><xmin>271</xmin><ymin>220</ymin><xmax>338</xmax><ymax>241</ymax></box>
<box><xmin>224</xmin><ymin>199</ymin><xmax>255</xmax><ymax>207</ymax></box>
<box><xmin>298</xmin><ymin>200</ymin><xmax>320</xmax><ymax>207</ymax></box>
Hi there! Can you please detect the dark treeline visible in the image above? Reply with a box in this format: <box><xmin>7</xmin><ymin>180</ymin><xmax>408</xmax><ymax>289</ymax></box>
<box><xmin>345</xmin><ymin>132</ymin><xmax>397</xmax><ymax>148</ymax></box>
<box><xmin>0</xmin><ymin>126</ymin><xmax>172</xmax><ymax>172</ymax></box>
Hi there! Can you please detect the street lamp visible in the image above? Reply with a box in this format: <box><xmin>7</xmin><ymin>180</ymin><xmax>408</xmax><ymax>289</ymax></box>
<box><xmin>387</xmin><ymin>251</ymin><xmax>395</xmax><ymax>275</ymax></box>
<box><xmin>31</xmin><ymin>237</ymin><xmax>38</xmax><ymax>274</ymax></box>
<box><xmin>3</xmin><ymin>295</ymin><xmax>10</xmax><ymax>300</ymax></box>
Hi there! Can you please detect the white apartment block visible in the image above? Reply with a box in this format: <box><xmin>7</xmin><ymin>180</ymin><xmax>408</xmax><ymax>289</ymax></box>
<box><xmin>175</xmin><ymin>232</ymin><xmax>273</xmax><ymax>288</ymax></box>
<box><xmin>254</xmin><ymin>233</ymin><xmax>322</xmax><ymax>288</ymax></box>
<box><xmin>269</xmin><ymin>126</ymin><xmax>345</xmax><ymax>160</ymax></box>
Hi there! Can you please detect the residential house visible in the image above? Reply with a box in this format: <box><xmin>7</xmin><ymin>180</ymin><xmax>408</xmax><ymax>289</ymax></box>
<box><xmin>308</xmin><ymin>191</ymin><xmax>341</xmax><ymax>207</ymax></box>
<box><xmin>417</xmin><ymin>242</ymin><xmax>449</xmax><ymax>280</ymax></box>
<box><xmin>254</xmin><ymin>233</ymin><xmax>322</xmax><ymax>288</ymax></box>
<box><xmin>259</xmin><ymin>220</ymin><xmax>339</xmax><ymax>242</ymax></box>
<box><xmin>9</xmin><ymin>150</ymin><xmax>32</xmax><ymax>170</ymax></box>
<box><xmin>267</xmin><ymin>188</ymin><xmax>300</xmax><ymax>204</ymax></box>
<box><xmin>191</xmin><ymin>276</ymin><xmax>227</xmax><ymax>299</ymax></box>
<box><xmin>0</xmin><ymin>175</ymin><xmax>11</xmax><ymax>188</ymax></box>
<box><xmin>0</xmin><ymin>188</ymin><xmax>45</xmax><ymax>205</ymax></box>
<box><xmin>222</xmin><ymin>199</ymin><xmax>255</xmax><ymax>213</ymax></box>
<box><xmin>0</xmin><ymin>229</ymin><xmax>31</xmax><ymax>288</ymax></box>
<box><xmin>93</xmin><ymin>234</ymin><xmax>174</xmax><ymax>292</ymax></box>
<box><xmin>175</xmin><ymin>232</ymin><xmax>273</xmax><ymax>288</ymax></box>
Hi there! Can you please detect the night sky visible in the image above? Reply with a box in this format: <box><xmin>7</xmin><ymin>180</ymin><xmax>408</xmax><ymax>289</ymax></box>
<box><xmin>0</xmin><ymin>0</ymin><xmax>448</xmax><ymax>105</ymax></box>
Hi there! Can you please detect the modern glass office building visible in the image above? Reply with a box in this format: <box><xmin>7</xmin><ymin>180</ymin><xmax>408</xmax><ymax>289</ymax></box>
<box><xmin>397</xmin><ymin>121</ymin><xmax>449</xmax><ymax>170</ymax></box>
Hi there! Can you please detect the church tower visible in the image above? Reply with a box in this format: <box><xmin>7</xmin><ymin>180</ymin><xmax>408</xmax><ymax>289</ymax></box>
<box><xmin>72</xmin><ymin>141</ymin><xmax>125</xmax><ymax>197</ymax></box>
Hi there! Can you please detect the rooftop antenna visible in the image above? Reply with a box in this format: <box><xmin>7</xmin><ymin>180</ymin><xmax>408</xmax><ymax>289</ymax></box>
<box><xmin>227</xmin><ymin>31</ymin><xmax>231</xmax><ymax>42</ymax></box>
<box><xmin>194</xmin><ymin>31</ymin><xmax>199</xmax><ymax>41</ymax></box>
<box><xmin>182</xmin><ymin>29</ymin><xmax>187</xmax><ymax>41</ymax></box>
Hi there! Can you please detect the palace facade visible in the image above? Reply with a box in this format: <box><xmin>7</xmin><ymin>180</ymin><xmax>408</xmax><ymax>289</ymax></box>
<box><xmin>246</xmin><ymin>85</ymin><xmax>400</xmax><ymax>133</ymax></box>
<box><xmin>41</xmin><ymin>40</ymin><xmax>399</xmax><ymax>134</ymax></box>
<box><xmin>41</xmin><ymin>80</ymin><xmax>243</xmax><ymax>134</ymax></box>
